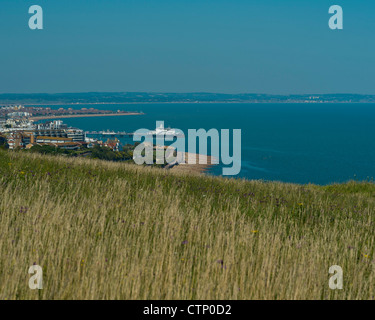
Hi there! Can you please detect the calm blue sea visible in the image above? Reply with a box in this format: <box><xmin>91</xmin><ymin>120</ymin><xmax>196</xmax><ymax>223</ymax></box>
<box><xmin>40</xmin><ymin>103</ymin><xmax>375</xmax><ymax>185</ymax></box>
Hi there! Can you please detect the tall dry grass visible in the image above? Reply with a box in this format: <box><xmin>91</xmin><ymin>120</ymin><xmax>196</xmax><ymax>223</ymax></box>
<box><xmin>0</xmin><ymin>150</ymin><xmax>375</xmax><ymax>299</ymax></box>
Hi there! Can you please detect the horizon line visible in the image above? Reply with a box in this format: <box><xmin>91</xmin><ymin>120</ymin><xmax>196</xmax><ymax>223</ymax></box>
<box><xmin>1</xmin><ymin>92</ymin><xmax>375</xmax><ymax>96</ymax></box>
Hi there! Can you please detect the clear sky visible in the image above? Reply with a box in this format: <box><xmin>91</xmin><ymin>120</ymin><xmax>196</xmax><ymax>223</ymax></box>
<box><xmin>0</xmin><ymin>0</ymin><xmax>374</xmax><ymax>94</ymax></box>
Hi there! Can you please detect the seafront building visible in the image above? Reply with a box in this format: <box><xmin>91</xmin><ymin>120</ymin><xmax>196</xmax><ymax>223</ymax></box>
<box><xmin>0</xmin><ymin>105</ymin><xmax>122</xmax><ymax>151</ymax></box>
<box><xmin>0</xmin><ymin>106</ymin><xmax>86</xmax><ymax>150</ymax></box>
<box><xmin>2</xmin><ymin>125</ymin><xmax>87</xmax><ymax>150</ymax></box>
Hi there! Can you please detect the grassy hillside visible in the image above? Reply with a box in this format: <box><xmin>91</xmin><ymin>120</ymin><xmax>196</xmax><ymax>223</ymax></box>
<box><xmin>0</xmin><ymin>150</ymin><xmax>375</xmax><ymax>300</ymax></box>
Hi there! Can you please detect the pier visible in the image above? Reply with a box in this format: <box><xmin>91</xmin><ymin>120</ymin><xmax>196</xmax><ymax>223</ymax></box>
<box><xmin>85</xmin><ymin>131</ymin><xmax>135</xmax><ymax>137</ymax></box>
<box><xmin>85</xmin><ymin>130</ymin><xmax>185</xmax><ymax>137</ymax></box>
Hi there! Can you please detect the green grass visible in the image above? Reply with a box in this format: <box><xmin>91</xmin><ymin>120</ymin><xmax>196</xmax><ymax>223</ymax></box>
<box><xmin>0</xmin><ymin>149</ymin><xmax>375</xmax><ymax>300</ymax></box>
<box><xmin>322</xmin><ymin>181</ymin><xmax>375</xmax><ymax>195</ymax></box>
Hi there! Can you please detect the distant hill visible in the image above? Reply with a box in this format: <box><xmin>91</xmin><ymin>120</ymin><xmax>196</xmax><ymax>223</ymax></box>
<box><xmin>1</xmin><ymin>92</ymin><xmax>375</xmax><ymax>105</ymax></box>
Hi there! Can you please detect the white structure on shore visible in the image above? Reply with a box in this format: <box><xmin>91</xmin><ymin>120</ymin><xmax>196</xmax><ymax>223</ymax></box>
<box><xmin>148</xmin><ymin>123</ymin><xmax>184</xmax><ymax>137</ymax></box>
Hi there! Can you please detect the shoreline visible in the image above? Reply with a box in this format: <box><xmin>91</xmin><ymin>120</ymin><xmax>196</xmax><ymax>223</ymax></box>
<box><xmin>169</xmin><ymin>152</ymin><xmax>217</xmax><ymax>175</ymax></box>
<box><xmin>30</xmin><ymin>112</ymin><xmax>144</xmax><ymax>121</ymax></box>
<box><xmin>20</xmin><ymin>101</ymin><xmax>375</xmax><ymax>106</ymax></box>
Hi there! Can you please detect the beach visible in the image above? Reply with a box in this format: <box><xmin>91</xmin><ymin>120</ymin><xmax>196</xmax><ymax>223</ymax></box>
<box><xmin>170</xmin><ymin>152</ymin><xmax>218</xmax><ymax>174</ymax></box>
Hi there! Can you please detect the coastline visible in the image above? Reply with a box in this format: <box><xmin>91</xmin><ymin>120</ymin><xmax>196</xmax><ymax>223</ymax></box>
<box><xmin>170</xmin><ymin>152</ymin><xmax>217</xmax><ymax>175</ymax></box>
<box><xmin>30</xmin><ymin>112</ymin><xmax>144</xmax><ymax>121</ymax></box>
<box><xmin>22</xmin><ymin>101</ymin><xmax>374</xmax><ymax>106</ymax></box>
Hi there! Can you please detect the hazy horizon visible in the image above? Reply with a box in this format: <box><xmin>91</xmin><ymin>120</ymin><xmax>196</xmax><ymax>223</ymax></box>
<box><xmin>1</xmin><ymin>91</ymin><xmax>375</xmax><ymax>96</ymax></box>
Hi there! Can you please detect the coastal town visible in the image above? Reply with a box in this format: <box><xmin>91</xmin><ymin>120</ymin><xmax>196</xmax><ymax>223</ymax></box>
<box><xmin>0</xmin><ymin>105</ymin><xmax>128</xmax><ymax>151</ymax></box>
<box><xmin>0</xmin><ymin>104</ymin><xmax>217</xmax><ymax>173</ymax></box>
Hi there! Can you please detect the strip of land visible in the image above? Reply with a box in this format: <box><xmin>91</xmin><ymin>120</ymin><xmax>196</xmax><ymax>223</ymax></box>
<box><xmin>2</xmin><ymin>92</ymin><xmax>375</xmax><ymax>104</ymax></box>
<box><xmin>30</xmin><ymin>112</ymin><xmax>144</xmax><ymax>121</ymax></box>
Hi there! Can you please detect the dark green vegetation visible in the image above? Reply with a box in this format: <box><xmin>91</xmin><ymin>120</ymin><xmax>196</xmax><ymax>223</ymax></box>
<box><xmin>0</xmin><ymin>135</ymin><xmax>8</xmax><ymax>149</ymax></box>
<box><xmin>26</xmin><ymin>144</ymin><xmax>136</xmax><ymax>162</ymax></box>
<box><xmin>16</xmin><ymin>142</ymin><xmax>165</xmax><ymax>168</ymax></box>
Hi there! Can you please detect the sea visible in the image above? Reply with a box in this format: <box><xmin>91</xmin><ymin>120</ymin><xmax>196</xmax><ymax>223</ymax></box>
<box><xmin>36</xmin><ymin>103</ymin><xmax>375</xmax><ymax>185</ymax></box>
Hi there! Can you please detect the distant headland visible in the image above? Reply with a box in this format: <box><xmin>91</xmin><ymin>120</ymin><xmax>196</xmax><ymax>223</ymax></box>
<box><xmin>30</xmin><ymin>112</ymin><xmax>143</xmax><ymax>121</ymax></box>
<box><xmin>1</xmin><ymin>92</ymin><xmax>375</xmax><ymax>105</ymax></box>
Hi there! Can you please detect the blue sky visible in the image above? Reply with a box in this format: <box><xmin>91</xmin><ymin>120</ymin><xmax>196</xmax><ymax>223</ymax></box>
<box><xmin>0</xmin><ymin>0</ymin><xmax>374</xmax><ymax>94</ymax></box>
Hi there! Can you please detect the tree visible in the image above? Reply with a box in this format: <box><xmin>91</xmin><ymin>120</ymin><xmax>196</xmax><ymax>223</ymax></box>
<box><xmin>0</xmin><ymin>136</ymin><xmax>8</xmax><ymax>149</ymax></box>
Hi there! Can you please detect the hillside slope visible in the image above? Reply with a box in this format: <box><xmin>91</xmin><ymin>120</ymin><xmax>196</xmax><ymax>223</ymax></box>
<box><xmin>0</xmin><ymin>150</ymin><xmax>375</xmax><ymax>299</ymax></box>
